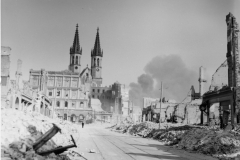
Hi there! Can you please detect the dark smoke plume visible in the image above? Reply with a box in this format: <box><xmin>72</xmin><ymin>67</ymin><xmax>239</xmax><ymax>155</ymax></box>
<box><xmin>129</xmin><ymin>55</ymin><xmax>198</xmax><ymax>108</ymax></box>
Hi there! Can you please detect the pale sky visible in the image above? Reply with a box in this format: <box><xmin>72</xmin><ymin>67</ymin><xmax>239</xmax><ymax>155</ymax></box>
<box><xmin>2</xmin><ymin>0</ymin><xmax>240</xmax><ymax>94</ymax></box>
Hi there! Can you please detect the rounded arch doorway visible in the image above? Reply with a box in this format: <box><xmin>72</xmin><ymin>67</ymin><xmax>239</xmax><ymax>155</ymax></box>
<box><xmin>79</xmin><ymin>114</ymin><xmax>84</xmax><ymax>123</ymax></box>
<box><xmin>71</xmin><ymin>114</ymin><xmax>77</xmax><ymax>122</ymax></box>
<box><xmin>15</xmin><ymin>97</ymin><xmax>19</xmax><ymax>110</ymax></box>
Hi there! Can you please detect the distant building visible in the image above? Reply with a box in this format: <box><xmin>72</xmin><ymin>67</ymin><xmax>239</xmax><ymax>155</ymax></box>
<box><xmin>142</xmin><ymin>66</ymin><xmax>207</xmax><ymax>124</ymax></box>
<box><xmin>143</xmin><ymin>97</ymin><xmax>159</xmax><ymax>109</ymax></box>
<box><xmin>91</xmin><ymin>82</ymin><xmax>122</xmax><ymax>114</ymax></box>
<box><xmin>121</xmin><ymin>86</ymin><xmax>130</xmax><ymax>116</ymax></box>
<box><xmin>1</xmin><ymin>46</ymin><xmax>11</xmax><ymax>97</ymax></box>
<box><xmin>91</xmin><ymin>82</ymin><xmax>130</xmax><ymax>115</ymax></box>
<box><xmin>132</xmin><ymin>106</ymin><xmax>142</xmax><ymax>123</ymax></box>
<box><xmin>29</xmin><ymin>25</ymin><xmax>95</xmax><ymax>123</ymax></box>
<box><xmin>122</xmin><ymin>101</ymin><xmax>129</xmax><ymax>116</ymax></box>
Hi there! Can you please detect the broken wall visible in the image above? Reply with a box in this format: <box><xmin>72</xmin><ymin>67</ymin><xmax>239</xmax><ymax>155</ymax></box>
<box><xmin>1</xmin><ymin>46</ymin><xmax>11</xmax><ymax>96</ymax></box>
<box><xmin>156</xmin><ymin>101</ymin><xmax>201</xmax><ymax>124</ymax></box>
<box><xmin>209</xmin><ymin>60</ymin><xmax>228</xmax><ymax>91</ymax></box>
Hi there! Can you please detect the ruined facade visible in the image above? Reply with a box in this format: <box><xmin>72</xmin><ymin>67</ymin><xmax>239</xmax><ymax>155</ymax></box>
<box><xmin>142</xmin><ymin>96</ymin><xmax>202</xmax><ymax>124</ymax></box>
<box><xmin>142</xmin><ymin>66</ymin><xmax>206</xmax><ymax>124</ymax></box>
<box><xmin>200</xmin><ymin>13</ymin><xmax>240</xmax><ymax>127</ymax></box>
<box><xmin>1</xmin><ymin>46</ymin><xmax>52</xmax><ymax>117</ymax></box>
<box><xmin>209</xmin><ymin>60</ymin><xmax>228</xmax><ymax>91</ymax></box>
<box><xmin>1</xmin><ymin>46</ymin><xmax>11</xmax><ymax>97</ymax></box>
<box><xmin>91</xmin><ymin>82</ymin><xmax>127</xmax><ymax>115</ymax></box>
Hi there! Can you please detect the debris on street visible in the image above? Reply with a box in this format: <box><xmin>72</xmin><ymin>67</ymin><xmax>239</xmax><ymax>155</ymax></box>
<box><xmin>1</xmin><ymin>108</ymin><xmax>85</xmax><ymax>160</ymax></box>
<box><xmin>110</xmin><ymin>121</ymin><xmax>240</xmax><ymax>159</ymax></box>
<box><xmin>89</xmin><ymin>149</ymin><xmax>96</xmax><ymax>153</ymax></box>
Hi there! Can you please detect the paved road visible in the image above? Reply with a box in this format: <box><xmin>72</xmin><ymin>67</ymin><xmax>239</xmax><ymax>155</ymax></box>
<box><xmin>72</xmin><ymin>123</ymin><xmax>217</xmax><ymax>160</ymax></box>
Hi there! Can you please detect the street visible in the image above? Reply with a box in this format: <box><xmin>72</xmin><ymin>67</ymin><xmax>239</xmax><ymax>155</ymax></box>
<box><xmin>71</xmin><ymin>123</ymin><xmax>218</xmax><ymax>160</ymax></box>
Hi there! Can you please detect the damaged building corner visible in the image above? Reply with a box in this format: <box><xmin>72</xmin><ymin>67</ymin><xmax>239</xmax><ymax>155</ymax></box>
<box><xmin>200</xmin><ymin>12</ymin><xmax>240</xmax><ymax>128</ymax></box>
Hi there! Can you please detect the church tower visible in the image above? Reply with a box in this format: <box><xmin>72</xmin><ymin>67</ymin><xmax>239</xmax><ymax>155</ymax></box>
<box><xmin>91</xmin><ymin>28</ymin><xmax>103</xmax><ymax>86</ymax></box>
<box><xmin>69</xmin><ymin>24</ymin><xmax>82</xmax><ymax>73</ymax></box>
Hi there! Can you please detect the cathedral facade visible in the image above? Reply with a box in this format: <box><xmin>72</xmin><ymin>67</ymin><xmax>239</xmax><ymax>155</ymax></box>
<box><xmin>29</xmin><ymin>25</ymin><xmax>104</xmax><ymax>123</ymax></box>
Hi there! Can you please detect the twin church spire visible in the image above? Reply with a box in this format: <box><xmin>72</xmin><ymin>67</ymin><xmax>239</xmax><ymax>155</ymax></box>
<box><xmin>91</xmin><ymin>27</ymin><xmax>103</xmax><ymax>57</ymax></box>
<box><xmin>70</xmin><ymin>24</ymin><xmax>103</xmax><ymax>57</ymax></box>
<box><xmin>69</xmin><ymin>24</ymin><xmax>103</xmax><ymax>86</ymax></box>
<box><xmin>70</xmin><ymin>24</ymin><xmax>82</xmax><ymax>55</ymax></box>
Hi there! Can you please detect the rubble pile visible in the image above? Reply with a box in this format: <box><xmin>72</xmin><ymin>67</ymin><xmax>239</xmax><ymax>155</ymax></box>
<box><xmin>114</xmin><ymin>124</ymin><xmax>132</xmax><ymax>133</ymax></box>
<box><xmin>110</xmin><ymin>121</ymin><xmax>240</xmax><ymax>158</ymax></box>
<box><xmin>127</xmin><ymin>122</ymin><xmax>150</xmax><ymax>136</ymax></box>
<box><xmin>122</xmin><ymin>116</ymin><xmax>134</xmax><ymax>124</ymax></box>
<box><xmin>111</xmin><ymin>121</ymin><xmax>191</xmax><ymax>141</ymax></box>
<box><xmin>110</xmin><ymin>117</ymin><xmax>135</xmax><ymax>133</ymax></box>
<box><xmin>178</xmin><ymin>128</ymin><xmax>240</xmax><ymax>155</ymax></box>
<box><xmin>148</xmin><ymin>125</ymin><xmax>201</xmax><ymax>145</ymax></box>
<box><xmin>1</xmin><ymin>108</ymin><xmax>82</xmax><ymax>160</ymax></box>
<box><xmin>127</xmin><ymin>122</ymin><xmax>159</xmax><ymax>137</ymax></box>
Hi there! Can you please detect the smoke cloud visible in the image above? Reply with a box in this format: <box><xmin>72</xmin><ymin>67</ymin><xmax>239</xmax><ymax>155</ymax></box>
<box><xmin>129</xmin><ymin>55</ymin><xmax>198</xmax><ymax>108</ymax></box>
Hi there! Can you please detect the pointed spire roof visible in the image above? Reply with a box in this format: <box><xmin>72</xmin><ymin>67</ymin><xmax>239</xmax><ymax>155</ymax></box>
<box><xmin>70</xmin><ymin>24</ymin><xmax>82</xmax><ymax>54</ymax></box>
<box><xmin>91</xmin><ymin>27</ymin><xmax>103</xmax><ymax>57</ymax></box>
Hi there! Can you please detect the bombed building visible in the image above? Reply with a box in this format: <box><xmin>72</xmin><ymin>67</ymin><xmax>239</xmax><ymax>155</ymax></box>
<box><xmin>200</xmin><ymin>13</ymin><xmax>240</xmax><ymax>127</ymax></box>
<box><xmin>142</xmin><ymin>66</ymin><xmax>207</xmax><ymax>124</ymax></box>
<box><xmin>1</xmin><ymin>46</ymin><xmax>11</xmax><ymax>98</ymax></box>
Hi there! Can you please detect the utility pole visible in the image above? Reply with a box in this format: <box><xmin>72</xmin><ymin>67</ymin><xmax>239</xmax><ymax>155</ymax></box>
<box><xmin>159</xmin><ymin>82</ymin><xmax>163</xmax><ymax>129</ymax></box>
<box><xmin>131</xmin><ymin>104</ymin><xmax>134</xmax><ymax>123</ymax></box>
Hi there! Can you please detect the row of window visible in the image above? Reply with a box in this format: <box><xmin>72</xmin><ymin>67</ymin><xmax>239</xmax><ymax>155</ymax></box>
<box><xmin>92</xmin><ymin>95</ymin><xmax>111</xmax><ymax>99</ymax></box>
<box><xmin>92</xmin><ymin>89</ymin><xmax>105</xmax><ymax>93</ymax></box>
<box><xmin>31</xmin><ymin>76</ymin><xmax>80</xmax><ymax>88</ymax></box>
<box><xmin>92</xmin><ymin>89</ymin><xmax>115</xmax><ymax>96</ymax></box>
<box><xmin>59</xmin><ymin>114</ymin><xmax>85</xmax><ymax>121</ymax></box>
<box><xmin>48</xmin><ymin>89</ymin><xmax>84</xmax><ymax>99</ymax></box>
<box><xmin>56</xmin><ymin>100</ymin><xmax>84</xmax><ymax>108</ymax></box>
<box><xmin>47</xmin><ymin>77</ymin><xmax>79</xmax><ymax>87</ymax></box>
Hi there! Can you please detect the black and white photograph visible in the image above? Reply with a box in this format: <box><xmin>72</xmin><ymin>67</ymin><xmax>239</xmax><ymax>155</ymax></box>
<box><xmin>1</xmin><ymin>0</ymin><xmax>240</xmax><ymax>159</ymax></box>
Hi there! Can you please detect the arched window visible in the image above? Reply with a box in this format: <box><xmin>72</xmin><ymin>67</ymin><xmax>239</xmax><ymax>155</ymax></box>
<box><xmin>97</xmin><ymin>58</ymin><xmax>99</xmax><ymax>66</ymax></box>
<box><xmin>65</xmin><ymin>101</ymin><xmax>68</xmax><ymax>107</ymax></box>
<box><xmin>94</xmin><ymin>58</ymin><xmax>96</xmax><ymax>66</ymax></box>
<box><xmin>56</xmin><ymin>101</ymin><xmax>60</xmax><ymax>107</ymax></box>
<box><xmin>80</xmin><ymin>102</ymin><xmax>84</xmax><ymax>108</ymax></box>
<box><xmin>72</xmin><ymin>56</ymin><xmax>74</xmax><ymax>64</ymax></box>
<box><xmin>76</xmin><ymin>56</ymin><xmax>78</xmax><ymax>64</ymax></box>
<box><xmin>15</xmin><ymin>97</ymin><xmax>19</xmax><ymax>110</ymax></box>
